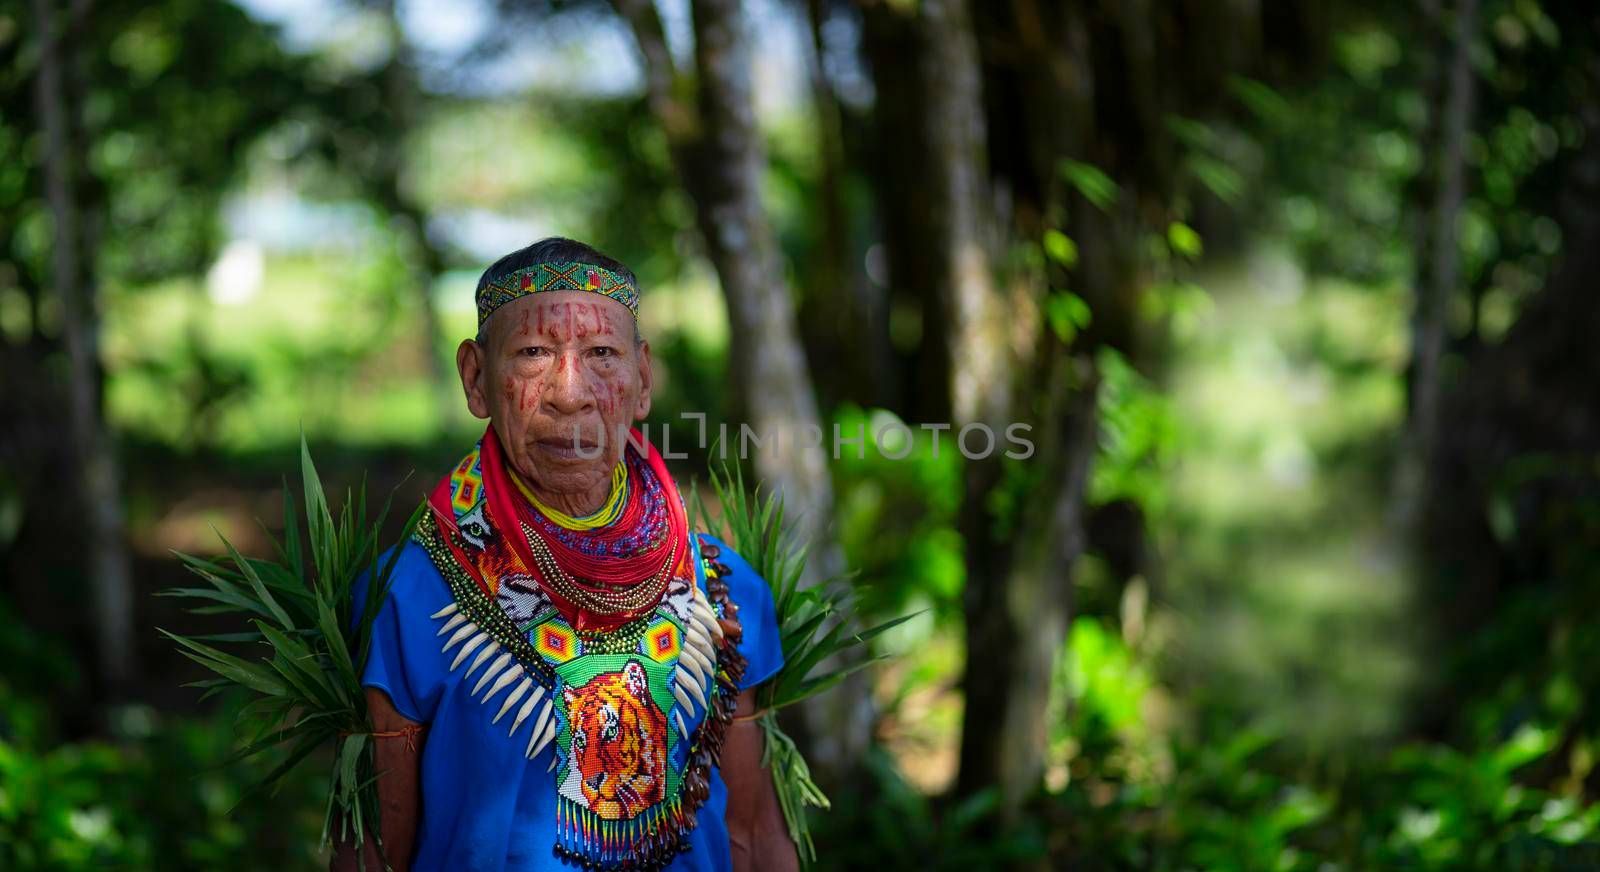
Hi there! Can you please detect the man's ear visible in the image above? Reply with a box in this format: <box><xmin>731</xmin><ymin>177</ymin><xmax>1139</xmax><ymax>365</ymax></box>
<box><xmin>633</xmin><ymin>339</ymin><xmax>653</xmax><ymax>421</ymax></box>
<box><xmin>457</xmin><ymin>338</ymin><xmax>491</xmax><ymax>419</ymax></box>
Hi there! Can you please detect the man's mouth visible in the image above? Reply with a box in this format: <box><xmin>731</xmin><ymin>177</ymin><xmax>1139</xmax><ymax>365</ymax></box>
<box><xmin>533</xmin><ymin>434</ymin><xmax>603</xmax><ymax>460</ymax></box>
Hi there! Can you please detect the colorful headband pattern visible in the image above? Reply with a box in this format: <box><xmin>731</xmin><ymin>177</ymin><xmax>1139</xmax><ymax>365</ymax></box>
<box><xmin>477</xmin><ymin>262</ymin><xmax>640</xmax><ymax>327</ymax></box>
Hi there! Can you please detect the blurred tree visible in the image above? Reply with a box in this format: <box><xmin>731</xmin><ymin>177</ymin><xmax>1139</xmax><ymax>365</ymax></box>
<box><xmin>861</xmin><ymin>0</ymin><xmax>1007</xmax><ymax>428</ymax></box>
<box><xmin>609</xmin><ymin>0</ymin><xmax>856</xmax><ymax>771</ymax></box>
<box><xmin>611</xmin><ymin>0</ymin><xmax>840</xmax><ymax>578</ymax></box>
<box><xmin>2</xmin><ymin>0</ymin><xmax>317</xmax><ymax>705</ymax></box>
<box><xmin>859</xmin><ymin>0</ymin><xmax>1056</xmax><ymax>818</ymax></box>
<box><xmin>1205</xmin><ymin>0</ymin><xmax>1600</xmax><ymax>790</ymax></box>
<box><xmin>793</xmin><ymin>0</ymin><xmax>890</xmax><ymax>411</ymax></box>
<box><xmin>855</xmin><ymin>0</ymin><xmax>953</xmax><ymax>423</ymax></box>
<box><xmin>1419</xmin><ymin>1</ymin><xmax>1600</xmax><ymax>746</ymax></box>
<box><xmin>853</xmin><ymin>0</ymin><xmax>1330</xmax><ymax>822</ymax></box>
<box><xmin>30</xmin><ymin>0</ymin><xmax>138</xmax><ymax>693</ymax></box>
<box><xmin>1392</xmin><ymin>0</ymin><xmax>1480</xmax><ymax>532</ymax></box>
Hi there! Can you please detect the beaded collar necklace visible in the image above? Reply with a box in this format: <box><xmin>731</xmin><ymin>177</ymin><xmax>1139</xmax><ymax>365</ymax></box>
<box><xmin>425</xmin><ymin>425</ymin><xmax>689</xmax><ymax>632</ymax></box>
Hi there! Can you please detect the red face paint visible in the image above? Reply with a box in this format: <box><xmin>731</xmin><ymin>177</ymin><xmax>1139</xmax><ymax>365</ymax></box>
<box><xmin>532</xmin><ymin>299</ymin><xmax>566</xmax><ymax>343</ymax></box>
<box><xmin>599</xmin><ymin>381</ymin><xmax>624</xmax><ymax>416</ymax></box>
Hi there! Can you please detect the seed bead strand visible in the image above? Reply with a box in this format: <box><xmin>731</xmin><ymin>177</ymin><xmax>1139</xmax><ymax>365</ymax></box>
<box><xmin>520</xmin><ymin>520</ymin><xmax>678</xmax><ymax>617</ymax></box>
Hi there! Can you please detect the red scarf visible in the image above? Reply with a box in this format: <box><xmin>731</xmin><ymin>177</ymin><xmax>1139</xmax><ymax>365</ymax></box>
<box><xmin>425</xmin><ymin>424</ymin><xmax>690</xmax><ymax>632</ymax></box>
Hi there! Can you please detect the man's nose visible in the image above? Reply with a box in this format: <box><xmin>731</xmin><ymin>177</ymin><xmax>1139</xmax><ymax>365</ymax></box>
<box><xmin>542</xmin><ymin>352</ymin><xmax>593</xmax><ymax>414</ymax></box>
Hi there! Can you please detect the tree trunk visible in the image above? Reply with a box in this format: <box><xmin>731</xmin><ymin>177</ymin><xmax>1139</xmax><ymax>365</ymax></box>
<box><xmin>960</xmin><ymin>350</ymin><xmax>1100</xmax><ymax>812</ymax></box>
<box><xmin>796</xmin><ymin>0</ymin><xmax>889</xmax><ymax>410</ymax></box>
<box><xmin>917</xmin><ymin>0</ymin><xmax>1008</xmax><ymax>429</ymax></box>
<box><xmin>613</xmin><ymin>0</ymin><xmax>858</xmax><ymax>773</ymax></box>
<box><xmin>395</xmin><ymin>199</ymin><xmax>454</xmax><ymax>423</ymax></box>
<box><xmin>857</xmin><ymin>3</ymin><xmax>946</xmax><ymax>420</ymax></box>
<box><xmin>952</xmin><ymin>0</ymin><xmax>1149</xmax><ymax>821</ymax></box>
<box><xmin>32</xmin><ymin>0</ymin><xmax>139</xmax><ymax>694</ymax></box>
<box><xmin>612</xmin><ymin>0</ymin><xmax>840</xmax><ymax>576</ymax></box>
<box><xmin>688</xmin><ymin>0</ymin><xmax>860</xmax><ymax>768</ymax></box>
<box><xmin>858</xmin><ymin>0</ymin><xmax>1103</xmax><ymax>819</ymax></box>
<box><xmin>682</xmin><ymin>0</ymin><xmax>841</xmax><ymax>575</ymax></box>
<box><xmin>1392</xmin><ymin>0</ymin><xmax>1478</xmax><ymax>531</ymax></box>
<box><xmin>1414</xmin><ymin>51</ymin><xmax>1600</xmax><ymax>733</ymax></box>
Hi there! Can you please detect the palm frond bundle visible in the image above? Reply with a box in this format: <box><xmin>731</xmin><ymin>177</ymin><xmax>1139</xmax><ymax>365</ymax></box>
<box><xmin>158</xmin><ymin>439</ymin><xmax>420</xmax><ymax>869</ymax></box>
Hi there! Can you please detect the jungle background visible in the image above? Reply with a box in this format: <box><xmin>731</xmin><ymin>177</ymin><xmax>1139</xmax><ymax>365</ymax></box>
<box><xmin>5</xmin><ymin>0</ymin><xmax>1600</xmax><ymax>868</ymax></box>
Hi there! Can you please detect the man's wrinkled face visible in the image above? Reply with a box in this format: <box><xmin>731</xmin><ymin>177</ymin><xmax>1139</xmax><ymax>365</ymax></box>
<box><xmin>457</xmin><ymin>291</ymin><xmax>651</xmax><ymax>501</ymax></box>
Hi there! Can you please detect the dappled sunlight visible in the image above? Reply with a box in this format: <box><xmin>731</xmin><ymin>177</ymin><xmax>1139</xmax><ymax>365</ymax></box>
<box><xmin>1162</xmin><ymin>246</ymin><xmax>1417</xmax><ymax>744</ymax></box>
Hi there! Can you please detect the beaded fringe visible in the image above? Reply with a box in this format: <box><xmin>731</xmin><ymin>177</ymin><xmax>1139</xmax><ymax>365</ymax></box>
<box><xmin>548</xmin><ymin>543</ymin><xmax>748</xmax><ymax>871</ymax></box>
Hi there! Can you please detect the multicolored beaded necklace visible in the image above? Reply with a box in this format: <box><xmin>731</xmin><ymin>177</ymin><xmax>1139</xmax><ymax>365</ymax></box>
<box><xmin>415</xmin><ymin>425</ymin><xmax>746</xmax><ymax>870</ymax></box>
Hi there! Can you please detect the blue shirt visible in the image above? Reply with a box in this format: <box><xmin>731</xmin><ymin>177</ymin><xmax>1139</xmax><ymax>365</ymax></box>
<box><xmin>358</xmin><ymin>533</ymin><xmax>782</xmax><ymax>871</ymax></box>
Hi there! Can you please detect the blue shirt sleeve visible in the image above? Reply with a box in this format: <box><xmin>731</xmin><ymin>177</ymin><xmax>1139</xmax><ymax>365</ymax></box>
<box><xmin>354</xmin><ymin>541</ymin><xmax>453</xmax><ymax>724</ymax></box>
<box><xmin>699</xmin><ymin>534</ymin><xmax>784</xmax><ymax>690</ymax></box>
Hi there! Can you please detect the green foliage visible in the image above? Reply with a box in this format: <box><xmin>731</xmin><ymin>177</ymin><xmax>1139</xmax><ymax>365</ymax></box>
<box><xmin>1049</xmin><ymin>617</ymin><xmax>1600</xmax><ymax>871</ymax></box>
<box><xmin>696</xmin><ymin>460</ymin><xmax>916</xmax><ymax>714</ymax></box>
<box><xmin>1139</xmin><ymin>280</ymin><xmax>1213</xmax><ymax>341</ymax></box>
<box><xmin>1338</xmin><ymin>729</ymin><xmax>1599</xmax><ymax>869</ymax></box>
<box><xmin>809</xmin><ymin>751</ymin><xmax>1047</xmax><ymax>870</ymax></box>
<box><xmin>158</xmin><ymin>438</ymin><xmax>421</xmax><ymax>867</ymax></box>
<box><xmin>825</xmin><ymin>587</ymin><xmax>1600</xmax><ymax>870</ymax></box>
<box><xmin>829</xmin><ymin>406</ymin><xmax>965</xmax><ymax>620</ymax></box>
<box><xmin>1166</xmin><ymin>221</ymin><xmax>1204</xmax><ymax>259</ymax></box>
<box><xmin>1063</xmin><ymin>618</ymin><xmax>1153</xmax><ymax>739</ymax></box>
<box><xmin>1043</xmin><ymin>229</ymin><xmax>1080</xmax><ymax>267</ymax></box>
<box><xmin>1090</xmin><ymin>348</ymin><xmax>1178</xmax><ymax>519</ymax></box>
<box><xmin>1</xmin><ymin>0</ymin><xmax>313</xmax><ymax>293</ymax></box>
<box><xmin>0</xmin><ymin>688</ymin><xmax>324</xmax><ymax>871</ymax></box>
<box><xmin>1045</xmin><ymin>290</ymin><xmax>1093</xmax><ymax>345</ymax></box>
<box><xmin>1059</xmin><ymin>158</ymin><xmax>1120</xmax><ymax>210</ymax></box>
<box><xmin>1168</xmin><ymin>115</ymin><xmax>1249</xmax><ymax>205</ymax></box>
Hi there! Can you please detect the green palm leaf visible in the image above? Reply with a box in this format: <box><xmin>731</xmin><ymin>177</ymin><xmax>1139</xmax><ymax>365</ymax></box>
<box><xmin>159</xmin><ymin>435</ymin><xmax>418</xmax><ymax>870</ymax></box>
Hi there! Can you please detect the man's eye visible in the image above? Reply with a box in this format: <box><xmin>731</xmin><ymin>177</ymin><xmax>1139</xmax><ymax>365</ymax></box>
<box><xmin>592</xmin><ymin>347</ymin><xmax>615</xmax><ymax>359</ymax></box>
<box><xmin>521</xmin><ymin>347</ymin><xmax>548</xmax><ymax>358</ymax></box>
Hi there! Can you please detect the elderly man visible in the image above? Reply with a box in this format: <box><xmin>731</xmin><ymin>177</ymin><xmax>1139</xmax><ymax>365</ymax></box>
<box><xmin>338</xmin><ymin>238</ymin><xmax>797</xmax><ymax>871</ymax></box>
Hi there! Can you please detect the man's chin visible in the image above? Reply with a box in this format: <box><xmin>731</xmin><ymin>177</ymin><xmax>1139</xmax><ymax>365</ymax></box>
<box><xmin>516</xmin><ymin>462</ymin><xmax>615</xmax><ymax>511</ymax></box>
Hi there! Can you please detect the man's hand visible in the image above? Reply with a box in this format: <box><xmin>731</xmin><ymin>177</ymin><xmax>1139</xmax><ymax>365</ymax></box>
<box><xmin>330</xmin><ymin>688</ymin><xmax>423</xmax><ymax>872</ymax></box>
<box><xmin>721</xmin><ymin>688</ymin><xmax>800</xmax><ymax>872</ymax></box>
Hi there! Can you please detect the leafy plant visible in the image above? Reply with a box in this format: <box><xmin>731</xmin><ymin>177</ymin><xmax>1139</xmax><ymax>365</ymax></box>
<box><xmin>692</xmin><ymin>461</ymin><xmax>917</xmax><ymax>865</ymax></box>
<box><xmin>809</xmin><ymin>750</ymin><xmax>1047</xmax><ymax>870</ymax></box>
<box><xmin>0</xmin><ymin>695</ymin><xmax>327</xmax><ymax>871</ymax></box>
<box><xmin>157</xmin><ymin>438</ymin><xmax>421</xmax><ymax>869</ymax></box>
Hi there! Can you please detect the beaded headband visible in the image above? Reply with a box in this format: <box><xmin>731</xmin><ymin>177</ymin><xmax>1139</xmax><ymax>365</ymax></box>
<box><xmin>476</xmin><ymin>261</ymin><xmax>640</xmax><ymax>328</ymax></box>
